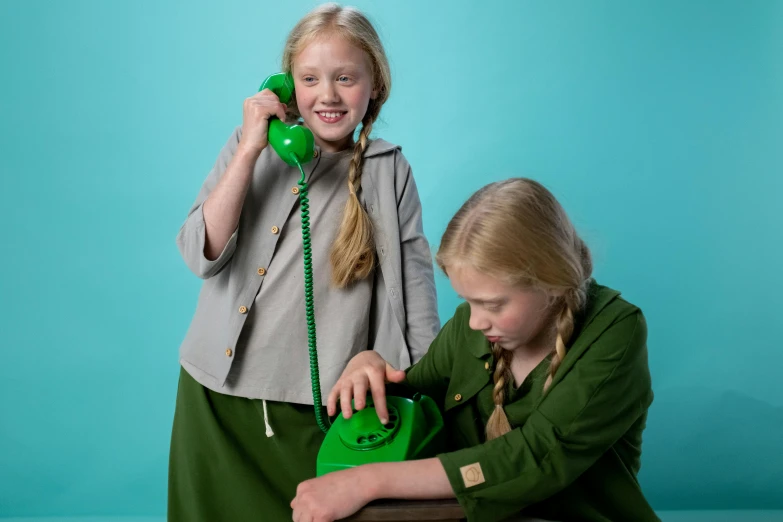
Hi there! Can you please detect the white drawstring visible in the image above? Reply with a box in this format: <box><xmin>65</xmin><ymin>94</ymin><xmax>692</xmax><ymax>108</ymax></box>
<box><xmin>262</xmin><ymin>399</ymin><xmax>275</xmax><ymax>437</ymax></box>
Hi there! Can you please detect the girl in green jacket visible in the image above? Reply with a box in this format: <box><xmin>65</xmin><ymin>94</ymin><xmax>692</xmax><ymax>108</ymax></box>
<box><xmin>292</xmin><ymin>178</ymin><xmax>659</xmax><ymax>522</ymax></box>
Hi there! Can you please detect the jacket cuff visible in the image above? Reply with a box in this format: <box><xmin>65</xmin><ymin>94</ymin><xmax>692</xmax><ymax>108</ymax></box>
<box><xmin>178</xmin><ymin>204</ymin><xmax>238</xmax><ymax>279</ymax></box>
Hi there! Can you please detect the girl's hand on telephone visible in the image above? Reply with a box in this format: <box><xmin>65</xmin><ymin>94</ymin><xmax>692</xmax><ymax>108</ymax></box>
<box><xmin>327</xmin><ymin>351</ymin><xmax>406</xmax><ymax>425</ymax></box>
<box><xmin>237</xmin><ymin>89</ymin><xmax>288</xmax><ymax>157</ymax></box>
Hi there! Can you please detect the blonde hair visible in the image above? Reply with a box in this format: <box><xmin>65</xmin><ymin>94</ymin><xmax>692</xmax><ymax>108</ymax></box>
<box><xmin>282</xmin><ymin>3</ymin><xmax>392</xmax><ymax>287</ymax></box>
<box><xmin>436</xmin><ymin>178</ymin><xmax>593</xmax><ymax>440</ymax></box>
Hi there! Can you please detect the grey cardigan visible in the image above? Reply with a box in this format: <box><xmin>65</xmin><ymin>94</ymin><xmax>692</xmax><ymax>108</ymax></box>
<box><xmin>176</xmin><ymin>126</ymin><xmax>440</xmax><ymax>391</ymax></box>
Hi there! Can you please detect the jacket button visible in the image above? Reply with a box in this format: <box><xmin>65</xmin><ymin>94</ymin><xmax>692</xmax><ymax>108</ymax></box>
<box><xmin>454</xmin><ymin>394</ymin><xmax>462</xmax><ymax>402</ymax></box>
<box><xmin>257</xmin><ymin>267</ymin><xmax>267</xmax><ymax>276</ymax></box>
<box><xmin>239</xmin><ymin>306</ymin><xmax>248</xmax><ymax>314</ymax></box>
<box><xmin>271</xmin><ymin>226</ymin><xmax>279</xmax><ymax>234</ymax></box>
<box><xmin>291</xmin><ymin>186</ymin><xmax>300</xmax><ymax>195</ymax></box>
<box><xmin>313</xmin><ymin>149</ymin><xmax>319</xmax><ymax>158</ymax></box>
<box><xmin>485</xmin><ymin>362</ymin><xmax>490</xmax><ymax>370</ymax></box>
<box><xmin>225</xmin><ymin>348</ymin><xmax>233</xmax><ymax>357</ymax></box>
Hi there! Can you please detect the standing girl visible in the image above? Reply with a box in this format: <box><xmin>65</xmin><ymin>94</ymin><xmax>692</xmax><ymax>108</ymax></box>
<box><xmin>168</xmin><ymin>4</ymin><xmax>439</xmax><ymax>521</ymax></box>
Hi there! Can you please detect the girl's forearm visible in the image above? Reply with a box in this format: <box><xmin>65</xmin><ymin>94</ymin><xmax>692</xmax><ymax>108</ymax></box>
<box><xmin>201</xmin><ymin>146</ymin><xmax>258</xmax><ymax>260</ymax></box>
<box><xmin>360</xmin><ymin>458</ymin><xmax>455</xmax><ymax>500</ymax></box>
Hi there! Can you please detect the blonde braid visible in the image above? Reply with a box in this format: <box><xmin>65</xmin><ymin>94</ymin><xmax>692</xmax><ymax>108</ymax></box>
<box><xmin>543</xmin><ymin>287</ymin><xmax>586</xmax><ymax>392</ymax></box>
<box><xmin>485</xmin><ymin>343</ymin><xmax>514</xmax><ymax>440</ymax></box>
<box><xmin>330</xmin><ymin>104</ymin><xmax>379</xmax><ymax>287</ymax></box>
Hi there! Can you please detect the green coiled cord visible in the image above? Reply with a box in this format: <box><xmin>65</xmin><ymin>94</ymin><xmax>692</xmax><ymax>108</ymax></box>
<box><xmin>294</xmin><ymin>159</ymin><xmax>330</xmax><ymax>434</ymax></box>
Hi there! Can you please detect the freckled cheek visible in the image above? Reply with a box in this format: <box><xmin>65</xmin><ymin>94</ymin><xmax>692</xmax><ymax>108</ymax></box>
<box><xmin>495</xmin><ymin>316</ymin><xmax>519</xmax><ymax>336</ymax></box>
<box><xmin>295</xmin><ymin>94</ymin><xmax>315</xmax><ymax>111</ymax></box>
<box><xmin>496</xmin><ymin>315</ymin><xmax>533</xmax><ymax>339</ymax></box>
<box><xmin>344</xmin><ymin>89</ymin><xmax>372</xmax><ymax>112</ymax></box>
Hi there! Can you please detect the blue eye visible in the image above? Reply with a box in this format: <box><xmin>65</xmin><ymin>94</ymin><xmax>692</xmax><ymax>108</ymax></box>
<box><xmin>338</xmin><ymin>75</ymin><xmax>350</xmax><ymax>82</ymax></box>
<box><xmin>303</xmin><ymin>76</ymin><xmax>316</xmax><ymax>83</ymax></box>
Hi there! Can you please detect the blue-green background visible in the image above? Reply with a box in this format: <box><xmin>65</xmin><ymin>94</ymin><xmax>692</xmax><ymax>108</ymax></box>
<box><xmin>1</xmin><ymin>0</ymin><xmax>781</xmax><ymax>517</ymax></box>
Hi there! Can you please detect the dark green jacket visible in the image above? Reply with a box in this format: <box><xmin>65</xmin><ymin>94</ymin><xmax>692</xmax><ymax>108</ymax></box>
<box><xmin>405</xmin><ymin>282</ymin><xmax>659</xmax><ymax>522</ymax></box>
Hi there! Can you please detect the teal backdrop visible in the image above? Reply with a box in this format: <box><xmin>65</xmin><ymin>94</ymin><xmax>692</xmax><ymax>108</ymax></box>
<box><xmin>1</xmin><ymin>0</ymin><xmax>781</xmax><ymax>517</ymax></box>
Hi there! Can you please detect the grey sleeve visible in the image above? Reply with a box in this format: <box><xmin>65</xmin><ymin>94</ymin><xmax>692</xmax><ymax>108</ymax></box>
<box><xmin>176</xmin><ymin>126</ymin><xmax>242</xmax><ymax>279</ymax></box>
<box><xmin>395</xmin><ymin>153</ymin><xmax>440</xmax><ymax>364</ymax></box>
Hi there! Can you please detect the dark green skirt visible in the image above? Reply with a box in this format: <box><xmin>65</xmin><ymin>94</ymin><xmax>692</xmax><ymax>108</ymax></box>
<box><xmin>168</xmin><ymin>366</ymin><xmax>327</xmax><ymax>522</ymax></box>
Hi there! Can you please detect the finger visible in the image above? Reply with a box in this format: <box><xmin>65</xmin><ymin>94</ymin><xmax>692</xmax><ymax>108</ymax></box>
<box><xmin>326</xmin><ymin>383</ymin><xmax>340</xmax><ymax>417</ymax></box>
<box><xmin>369</xmin><ymin>368</ymin><xmax>389</xmax><ymax>424</ymax></box>
<box><xmin>385</xmin><ymin>363</ymin><xmax>407</xmax><ymax>384</ymax></box>
<box><xmin>353</xmin><ymin>377</ymin><xmax>368</xmax><ymax>410</ymax></box>
<box><xmin>291</xmin><ymin>498</ymin><xmax>312</xmax><ymax>522</ymax></box>
<box><xmin>276</xmin><ymin>103</ymin><xmax>287</xmax><ymax>122</ymax></box>
<box><xmin>340</xmin><ymin>384</ymin><xmax>354</xmax><ymax>419</ymax></box>
<box><xmin>257</xmin><ymin>88</ymin><xmax>280</xmax><ymax>102</ymax></box>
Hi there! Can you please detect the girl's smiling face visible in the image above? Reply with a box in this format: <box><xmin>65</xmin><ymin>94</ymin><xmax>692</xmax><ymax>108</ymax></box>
<box><xmin>293</xmin><ymin>35</ymin><xmax>377</xmax><ymax>152</ymax></box>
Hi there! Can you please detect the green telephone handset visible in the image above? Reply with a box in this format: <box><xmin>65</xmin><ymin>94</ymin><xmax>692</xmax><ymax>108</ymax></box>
<box><xmin>258</xmin><ymin>73</ymin><xmax>314</xmax><ymax>167</ymax></box>
<box><xmin>259</xmin><ymin>73</ymin><xmax>444</xmax><ymax>476</ymax></box>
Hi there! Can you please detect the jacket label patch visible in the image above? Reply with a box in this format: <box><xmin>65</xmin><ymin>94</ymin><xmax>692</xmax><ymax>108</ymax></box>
<box><xmin>459</xmin><ymin>462</ymin><xmax>486</xmax><ymax>488</ymax></box>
